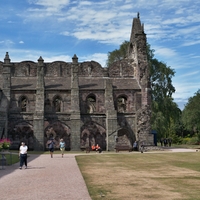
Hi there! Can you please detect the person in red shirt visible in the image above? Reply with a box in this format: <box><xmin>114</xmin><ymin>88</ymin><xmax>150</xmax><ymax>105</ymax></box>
<box><xmin>91</xmin><ymin>144</ymin><xmax>96</xmax><ymax>151</ymax></box>
<box><xmin>95</xmin><ymin>144</ymin><xmax>102</xmax><ymax>153</ymax></box>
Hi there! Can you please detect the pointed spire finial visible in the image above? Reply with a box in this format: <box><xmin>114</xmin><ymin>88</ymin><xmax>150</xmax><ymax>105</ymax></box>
<box><xmin>4</xmin><ymin>52</ymin><xmax>11</xmax><ymax>64</ymax></box>
<box><xmin>72</xmin><ymin>54</ymin><xmax>78</xmax><ymax>64</ymax></box>
<box><xmin>38</xmin><ymin>56</ymin><xmax>44</xmax><ymax>65</ymax></box>
<box><xmin>137</xmin><ymin>12</ymin><xmax>140</xmax><ymax>19</ymax></box>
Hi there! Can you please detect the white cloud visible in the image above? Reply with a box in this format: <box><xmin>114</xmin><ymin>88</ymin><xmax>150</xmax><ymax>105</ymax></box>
<box><xmin>0</xmin><ymin>40</ymin><xmax>14</xmax><ymax>48</ymax></box>
<box><xmin>19</xmin><ymin>41</ymin><xmax>24</xmax><ymax>44</ymax></box>
<box><xmin>80</xmin><ymin>53</ymin><xmax>108</xmax><ymax>67</ymax></box>
<box><xmin>154</xmin><ymin>47</ymin><xmax>177</xmax><ymax>58</ymax></box>
<box><xmin>29</xmin><ymin>0</ymin><xmax>70</xmax><ymax>9</ymax></box>
<box><xmin>182</xmin><ymin>40</ymin><xmax>200</xmax><ymax>47</ymax></box>
<box><xmin>178</xmin><ymin>71</ymin><xmax>200</xmax><ymax>78</ymax></box>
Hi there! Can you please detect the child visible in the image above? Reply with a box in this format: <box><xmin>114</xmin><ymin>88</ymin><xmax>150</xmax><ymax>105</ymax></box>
<box><xmin>59</xmin><ymin>138</ymin><xmax>65</xmax><ymax>158</ymax></box>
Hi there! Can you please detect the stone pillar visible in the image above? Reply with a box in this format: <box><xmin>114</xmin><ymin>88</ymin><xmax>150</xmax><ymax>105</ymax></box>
<box><xmin>33</xmin><ymin>56</ymin><xmax>45</xmax><ymax>151</ymax></box>
<box><xmin>70</xmin><ymin>54</ymin><xmax>81</xmax><ymax>150</ymax></box>
<box><xmin>0</xmin><ymin>52</ymin><xmax>11</xmax><ymax>138</ymax></box>
<box><xmin>104</xmin><ymin>79</ymin><xmax>117</xmax><ymax>151</ymax></box>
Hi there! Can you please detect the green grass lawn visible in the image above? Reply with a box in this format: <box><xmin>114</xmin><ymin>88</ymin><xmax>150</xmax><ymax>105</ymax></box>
<box><xmin>76</xmin><ymin>152</ymin><xmax>200</xmax><ymax>200</ymax></box>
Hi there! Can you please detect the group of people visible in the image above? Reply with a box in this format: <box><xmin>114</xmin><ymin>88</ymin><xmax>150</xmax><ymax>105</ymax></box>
<box><xmin>91</xmin><ymin>144</ymin><xmax>102</xmax><ymax>153</ymax></box>
<box><xmin>160</xmin><ymin>138</ymin><xmax>172</xmax><ymax>147</ymax></box>
<box><xmin>47</xmin><ymin>138</ymin><xmax>65</xmax><ymax>158</ymax></box>
<box><xmin>18</xmin><ymin>138</ymin><xmax>66</xmax><ymax>169</ymax></box>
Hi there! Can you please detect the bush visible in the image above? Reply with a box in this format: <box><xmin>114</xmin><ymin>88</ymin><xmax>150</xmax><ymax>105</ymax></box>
<box><xmin>182</xmin><ymin>136</ymin><xmax>198</xmax><ymax>145</ymax></box>
<box><xmin>171</xmin><ymin>135</ymin><xmax>183</xmax><ymax>144</ymax></box>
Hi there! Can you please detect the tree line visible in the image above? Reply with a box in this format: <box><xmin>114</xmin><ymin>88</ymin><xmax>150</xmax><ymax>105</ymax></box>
<box><xmin>107</xmin><ymin>41</ymin><xmax>200</xmax><ymax>145</ymax></box>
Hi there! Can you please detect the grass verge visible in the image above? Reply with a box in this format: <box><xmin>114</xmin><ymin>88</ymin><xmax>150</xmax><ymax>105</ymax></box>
<box><xmin>76</xmin><ymin>152</ymin><xmax>200</xmax><ymax>200</ymax></box>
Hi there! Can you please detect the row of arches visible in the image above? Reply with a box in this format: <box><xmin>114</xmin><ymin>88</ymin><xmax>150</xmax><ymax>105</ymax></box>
<box><xmin>86</xmin><ymin>93</ymin><xmax>128</xmax><ymax>113</ymax></box>
<box><xmin>18</xmin><ymin>95</ymin><xmax>62</xmax><ymax>112</ymax></box>
<box><xmin>18</xmin><ymin>93</ymin><xmax>128</xmax><ymax>113</ymax></box>
<box><xmin>7</xmin><ymin>120</ymin><xmax>135</xmax><ymax>150</ymax></box>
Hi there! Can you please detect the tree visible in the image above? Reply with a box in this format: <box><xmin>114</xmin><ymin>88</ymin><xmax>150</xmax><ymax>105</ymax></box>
<box><xmin>107</xmin><ymin>41</ymin><xmax>129</xmax><ymax>66</ymax></box>
<box><xmin>182</xmin><ymin>90</ymin><xmax>200</xmax><ymax>137</ymax></box>
<box><xmin>147</xmin><ymin>44</ymin><xmax>181</xmax><ymax>139</ymax></box>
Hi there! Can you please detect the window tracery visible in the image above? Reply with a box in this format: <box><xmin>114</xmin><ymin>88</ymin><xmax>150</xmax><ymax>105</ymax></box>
<box><xmin>86</xmin><ymin>95</ymin><xmax>96</xmax><ymax>114</ymax></box>
<box><xmin>19</xmin><ymin>96</ymin><xmax>28</xmax><ymax>112</ymax></box>
<box><xmin>117</xmin><ymin>96</ymin><xmax>127</xmax><ymax>113</ymax></box>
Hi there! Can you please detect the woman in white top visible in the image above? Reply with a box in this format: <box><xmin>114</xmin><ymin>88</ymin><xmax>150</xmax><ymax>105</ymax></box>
<box><xmin>19</xmin><ymin>142</ymin><xmax>28</xmax><ymax>169</ymax></box>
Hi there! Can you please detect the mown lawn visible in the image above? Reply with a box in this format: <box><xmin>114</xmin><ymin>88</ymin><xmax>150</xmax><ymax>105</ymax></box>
<box><xmin>76</xmin><ymin>152</ymin><xmax>200</xmax><ymax>200</ymax></box>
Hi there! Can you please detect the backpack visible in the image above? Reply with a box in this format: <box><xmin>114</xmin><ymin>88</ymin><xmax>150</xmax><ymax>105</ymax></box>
<box><xmin>48</xmin><ymin>141</ymin><xmax>54</xmax><ymax>149</ymax></box>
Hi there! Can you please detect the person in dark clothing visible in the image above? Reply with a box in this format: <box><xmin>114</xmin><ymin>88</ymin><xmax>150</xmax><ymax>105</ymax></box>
<box><xmin>47</xmin><ymin>138</ymin><xmax>55</xmax><ymax>158</ymax></box>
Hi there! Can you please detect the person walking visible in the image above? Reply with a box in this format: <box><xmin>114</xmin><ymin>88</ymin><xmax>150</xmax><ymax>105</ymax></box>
<box><xmin>59</xmin><ymin>138</ymin><xmax>65</xmax><ymax>158</ymax></box>
<box><xmin>133</xmin><ymin>141</ymin><xmax>138</xmax><ymax>151</ymax></box>
<box><xmin>19</xmin><ymin>142</ymin><xmax>28</xmax><ymax>169</ymax></box>
<box><xmin>48</xmin><ymin>138</ymin><xmax>55</xmax><ymax>158</ymax></box>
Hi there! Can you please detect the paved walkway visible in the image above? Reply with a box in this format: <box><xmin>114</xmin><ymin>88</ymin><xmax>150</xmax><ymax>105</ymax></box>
<box><xmin>0</xmin><ymin>153</ymin><xmax>91</xmax><ymax>200</ymax></box>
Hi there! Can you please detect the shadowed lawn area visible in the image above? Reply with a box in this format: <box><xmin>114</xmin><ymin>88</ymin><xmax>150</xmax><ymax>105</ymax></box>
<box><xmin>76</xmin><ymin>152</ymin><xmax>200</xmax><ymax>200</ymax></box>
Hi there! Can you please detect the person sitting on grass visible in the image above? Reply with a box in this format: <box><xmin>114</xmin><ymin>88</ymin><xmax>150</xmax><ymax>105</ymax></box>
<box><xmin>91</xmin><ymin>144</ymin><xmax>96</xmax><ymax>151</ymax></box>
<box><xmin>95</xmin><ymin>144</ymin><xmax>102</xmax><ymax>153</ymax></box>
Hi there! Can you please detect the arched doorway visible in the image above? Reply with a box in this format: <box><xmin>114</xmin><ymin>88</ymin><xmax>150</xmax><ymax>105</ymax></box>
<box><xmin>81</xmin><ymin>121</ymin><xmax>106</xmax><ymax>150</ymax></box>
<box><xmin>116</xmin><ymin>128</ymin><xmax>132</xmax><ymax>147</ymax></box>
<box><xmin>44</xmin><ymin>121</ymin><xmax>71</xmax><ymax>150</ymax></box>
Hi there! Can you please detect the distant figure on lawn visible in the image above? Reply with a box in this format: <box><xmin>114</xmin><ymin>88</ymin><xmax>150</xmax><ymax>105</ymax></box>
<box><xmin>91</xmin><ymin>144</ymin><xmax>96</xmax><ymax>151</ymax></box>
<box><xmin>95</xmin><ymin>144</ymin><xmax>102</xmax><ymax>153</ymax></box>
<box><xmin>133</xmin><ymin>141</ymin><xmax>138</xmax><ymax>151</ymax></box>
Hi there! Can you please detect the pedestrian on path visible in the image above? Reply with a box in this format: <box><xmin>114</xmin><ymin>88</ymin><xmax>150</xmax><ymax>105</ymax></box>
<box><xmin>19</xmin><ymin>142</ymin><xmax>28</xmax><ymax>169</ymax></box>
<box><xmin>59</xmin><ymin>138</ymin><xmax>65</xmax><ymax>158</ymax></box>
<box><xmin>47</xmin><ymin>137</ymin><xmax>55</xmax><ymax>158</ymax></box>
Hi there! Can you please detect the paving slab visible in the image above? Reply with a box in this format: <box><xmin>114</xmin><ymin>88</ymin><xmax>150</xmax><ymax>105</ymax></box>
<box><xmin>0</xmin><ymin>154</ymin><xmax>91</xmax><ymax>200</ymax></box>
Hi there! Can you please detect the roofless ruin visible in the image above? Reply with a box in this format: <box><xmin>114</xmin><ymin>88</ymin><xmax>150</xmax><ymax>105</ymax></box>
<box><xmin>0</xmin><ymin>14</ymin><xmax>153</xmax><ymax>151</ymax></box>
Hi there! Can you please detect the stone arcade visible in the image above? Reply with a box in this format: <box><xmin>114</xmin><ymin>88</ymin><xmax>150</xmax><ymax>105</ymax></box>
<box><xmin>0</xmin><ymin>14</ymin><xmax>153</xmax><ymax>151</ymax></box>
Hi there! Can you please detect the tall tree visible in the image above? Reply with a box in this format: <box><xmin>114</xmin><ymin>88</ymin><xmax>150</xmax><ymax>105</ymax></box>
<box><xmin>182</xmin><ymin>89</ymin><xmax>200</xmax><ymax>137</ymax></box>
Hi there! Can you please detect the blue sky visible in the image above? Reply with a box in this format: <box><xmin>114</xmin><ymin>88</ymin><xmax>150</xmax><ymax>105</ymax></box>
<box><xmin>0</xmin><ymin>0</ymin><xmax>200</xmax><ymax>110</ymax></box>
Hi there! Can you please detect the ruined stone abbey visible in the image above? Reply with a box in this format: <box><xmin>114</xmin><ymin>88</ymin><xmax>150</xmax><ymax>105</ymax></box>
<box><xmin>0</xmin><ymin>14</ymin><xmax>153</xmax><ymax>151</ymax></box>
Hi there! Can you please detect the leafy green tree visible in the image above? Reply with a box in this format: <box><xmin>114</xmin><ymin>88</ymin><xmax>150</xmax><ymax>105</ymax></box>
<box><xmin>107</xmin><ymin>41</ymin><xmax>129</xmax><ymax>66</ymax></box>
<box><xmin>182</xmin><ymin>89</ymin><xmax>200</xmax><ymax>142</ymax></box>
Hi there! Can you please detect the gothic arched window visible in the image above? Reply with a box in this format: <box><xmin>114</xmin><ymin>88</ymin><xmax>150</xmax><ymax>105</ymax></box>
<box><xmin>117</xmin><ymin>96</ymin><xmax>127</xmax><ymax>113</ymax></box>
<box><xmin>86</xmin><ymin>94</ymin><xmax>96</xmax><ymax>114</ymax></box>
<box><xmin>19</xmin><ymin>96</ymin><xmax>28</xmax><ymax>112</ymax></box>
<box><xmin>53</xmin><ymin>96</ymin><xmax>62</xmax><ymax>112</ymax></box>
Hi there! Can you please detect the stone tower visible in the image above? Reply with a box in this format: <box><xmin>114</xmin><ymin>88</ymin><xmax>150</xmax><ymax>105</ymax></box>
<box><xmin>128</xmin><ymin>13</ymin><xmax>153</xmax><ymax>148</ymax></box>
<box><xmin>0</xmin><ymin>53</ymin><xmax>11</xmax><ymax>139</ymax></box>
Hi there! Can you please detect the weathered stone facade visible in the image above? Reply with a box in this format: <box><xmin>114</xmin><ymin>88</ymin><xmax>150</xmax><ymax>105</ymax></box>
<box><xmin>0</xmin><ymin>14</ymin><xmax>153</xmax><ymax>151</ymax></box>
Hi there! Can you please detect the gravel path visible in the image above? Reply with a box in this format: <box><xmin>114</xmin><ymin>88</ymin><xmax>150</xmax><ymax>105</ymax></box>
<box><xmin>0</xmin><ymin>153</ymin><xmax>91</xmax><ymax>200</ymax></box>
